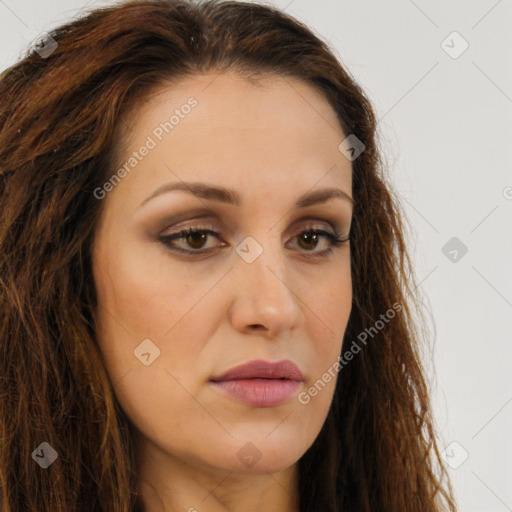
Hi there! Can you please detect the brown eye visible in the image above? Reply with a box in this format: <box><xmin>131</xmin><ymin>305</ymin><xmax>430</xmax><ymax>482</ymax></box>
<box><xmin>297</xmin><ymin>232</ymin><xmax>320</xmax><ymax>251</ymax></box>
<box><xmin>159</xmin><ymin>226</ymin><xmax>224</xmax><ymax>255</ymax></box>
<box><xmin>288</xmin><ymin>228</ymin><xmax>349</xmax><ymax>259</ymax></box>
<box><xmin>185</xmin><ymin>231</ymin><xmax>209</xmax><ymax>249</ymax></box>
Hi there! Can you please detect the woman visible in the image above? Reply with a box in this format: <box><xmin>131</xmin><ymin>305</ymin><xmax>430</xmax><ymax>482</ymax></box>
<box><xmin>0</xmin><ymin>1</ymin><xmax>457</xmax><ymax>511</ymax></box>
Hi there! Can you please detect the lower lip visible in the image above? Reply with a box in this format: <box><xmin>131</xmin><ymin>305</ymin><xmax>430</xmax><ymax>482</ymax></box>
<box><xmin>209</xmin><ymin>378</ymin><xmax>301</xmax><ymax>407</ymax></box>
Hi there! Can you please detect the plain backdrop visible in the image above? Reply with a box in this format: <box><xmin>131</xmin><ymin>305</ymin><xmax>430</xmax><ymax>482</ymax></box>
<box><xmin>1</xmin><ymin>1</ymin><xmax>511</xmax><ymax>510</ymax></box>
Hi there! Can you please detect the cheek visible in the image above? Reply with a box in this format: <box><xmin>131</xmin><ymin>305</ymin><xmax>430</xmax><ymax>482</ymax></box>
<box><xmin>91</xmin><ymin>231</ymin><xmax>231</xmax><ymax>384</ymax></box>
<box><xmin>304</xmin><ymin>262</ymin><xmax>352</xmax><ymax>347</ymax></box>
<box><xmin>92</xmin><ymin>233</ymin><xmax>220</xmax><ymax>342</ymax></box>
<box><xmin>91</xmin><ymin>240</ymin><xmax>224</xmax><ymax>440</ymax></box>
<box><xmin>112</xmin><ymin>366</ymin><xmax>209</xmax><ymax>442</ymax></box>
<box><xmin>300</xmin><ymin>267</ymin><xmax>351</xmax><ymax>409</ymax></box>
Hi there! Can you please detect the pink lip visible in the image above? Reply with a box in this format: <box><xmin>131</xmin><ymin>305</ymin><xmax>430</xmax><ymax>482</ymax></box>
<box><xmin>209</xmin><ymin>359</ymin><xmax>304</xmax><ymax>407</ymax></box>
<box><xmin>210</xmin><ymin>359</ymin><xmax>304</xmax><ymax>382</ymax></box>
<box><xmin>210</xmin><ymin>379</ymin><xmax>300</xmax><ymax>407</ymax></box>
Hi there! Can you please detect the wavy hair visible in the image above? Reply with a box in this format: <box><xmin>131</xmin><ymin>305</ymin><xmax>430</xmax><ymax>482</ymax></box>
<box><xmin>0</xmin><ymin>1</ymin><xmax>457</xmax><ymax>510</ymax></box>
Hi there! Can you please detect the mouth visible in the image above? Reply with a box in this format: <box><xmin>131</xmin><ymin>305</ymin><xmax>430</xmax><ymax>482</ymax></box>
<box><xmin>209</xmin><ymin>359</ymin><xmax>304</xmax><ymax>407</ymax></box>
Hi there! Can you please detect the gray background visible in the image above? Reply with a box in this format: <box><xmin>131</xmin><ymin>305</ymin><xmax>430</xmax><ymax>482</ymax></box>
<box><xmin>1</xmin><ymin>1</ymin><xmax>511</xmax><ymax>510</ymax></box>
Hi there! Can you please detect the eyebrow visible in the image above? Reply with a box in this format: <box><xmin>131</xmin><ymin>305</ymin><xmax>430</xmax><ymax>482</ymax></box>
<box><xmin>139</xmin><ymin>181</ymin><xmax>355</xmax><ymax>208</ymax></box>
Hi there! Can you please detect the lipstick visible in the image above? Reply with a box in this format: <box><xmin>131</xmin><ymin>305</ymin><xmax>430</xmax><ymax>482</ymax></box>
<box><xmin>209</xmin><ymin>359</ymin><xmax>303</xmax><ymax>407</ymax></box>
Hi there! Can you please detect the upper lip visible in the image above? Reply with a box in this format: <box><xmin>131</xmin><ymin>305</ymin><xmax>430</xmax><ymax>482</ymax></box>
<box><xmin>210</xmin><ymin>359</ymin><xmax>304</xmax><ymax>382</ymax></box>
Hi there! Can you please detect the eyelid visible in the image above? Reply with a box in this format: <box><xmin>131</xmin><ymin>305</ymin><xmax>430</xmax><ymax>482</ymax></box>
<box><xmin>160</xmin><ymin>221</ymin><xmax>219</xmax><ymax>238</ymax></box>
<box><xmin>159</xmin><ymin>218</ymin><xmax>341</xmax><ymax>240</ymax></box>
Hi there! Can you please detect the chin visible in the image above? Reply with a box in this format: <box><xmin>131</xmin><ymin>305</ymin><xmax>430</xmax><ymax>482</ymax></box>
<box><xmin>211</xmin><ymin>439</ymin><xmax>305</xmax><ymax>475</ymax></box>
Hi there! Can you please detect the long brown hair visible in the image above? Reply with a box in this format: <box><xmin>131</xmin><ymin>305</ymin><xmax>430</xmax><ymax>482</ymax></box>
<box><xmin>0</xmin><ymin>1</ymin><xmax>457</xmax><ymax>510</ymax></box>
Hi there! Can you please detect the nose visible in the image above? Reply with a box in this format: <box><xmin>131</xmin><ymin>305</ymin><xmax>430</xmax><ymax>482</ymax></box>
<box><xmin>227</xmin><ymin>236</ymin><xmax>304</xmax><ymax>337</ymax></box>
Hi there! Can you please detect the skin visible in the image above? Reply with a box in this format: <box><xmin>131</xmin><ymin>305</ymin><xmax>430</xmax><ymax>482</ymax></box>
<box><xmin>91</xmin><ymin>71</ymin><xmax>353</xmax><ymax>512</ymax></box>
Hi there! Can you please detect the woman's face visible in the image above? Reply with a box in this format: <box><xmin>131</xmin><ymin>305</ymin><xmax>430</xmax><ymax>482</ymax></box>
<box><xmin>92</xmin><ymin>71</ymin><xmax>353</xmax><ymax>478</ymax></box>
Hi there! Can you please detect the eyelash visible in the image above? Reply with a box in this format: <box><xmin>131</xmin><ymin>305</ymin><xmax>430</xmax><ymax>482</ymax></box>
<box><xmin>158</xmin><ymin>224</ymin><xmax>350</xmax><ymax>259</ymax></box>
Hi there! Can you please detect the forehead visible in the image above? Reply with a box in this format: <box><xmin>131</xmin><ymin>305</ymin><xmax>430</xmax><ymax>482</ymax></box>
<box><xmin>108</xmin><ymin>71</ymin><xmax>352</xmax><ymax>209</ymax></box>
